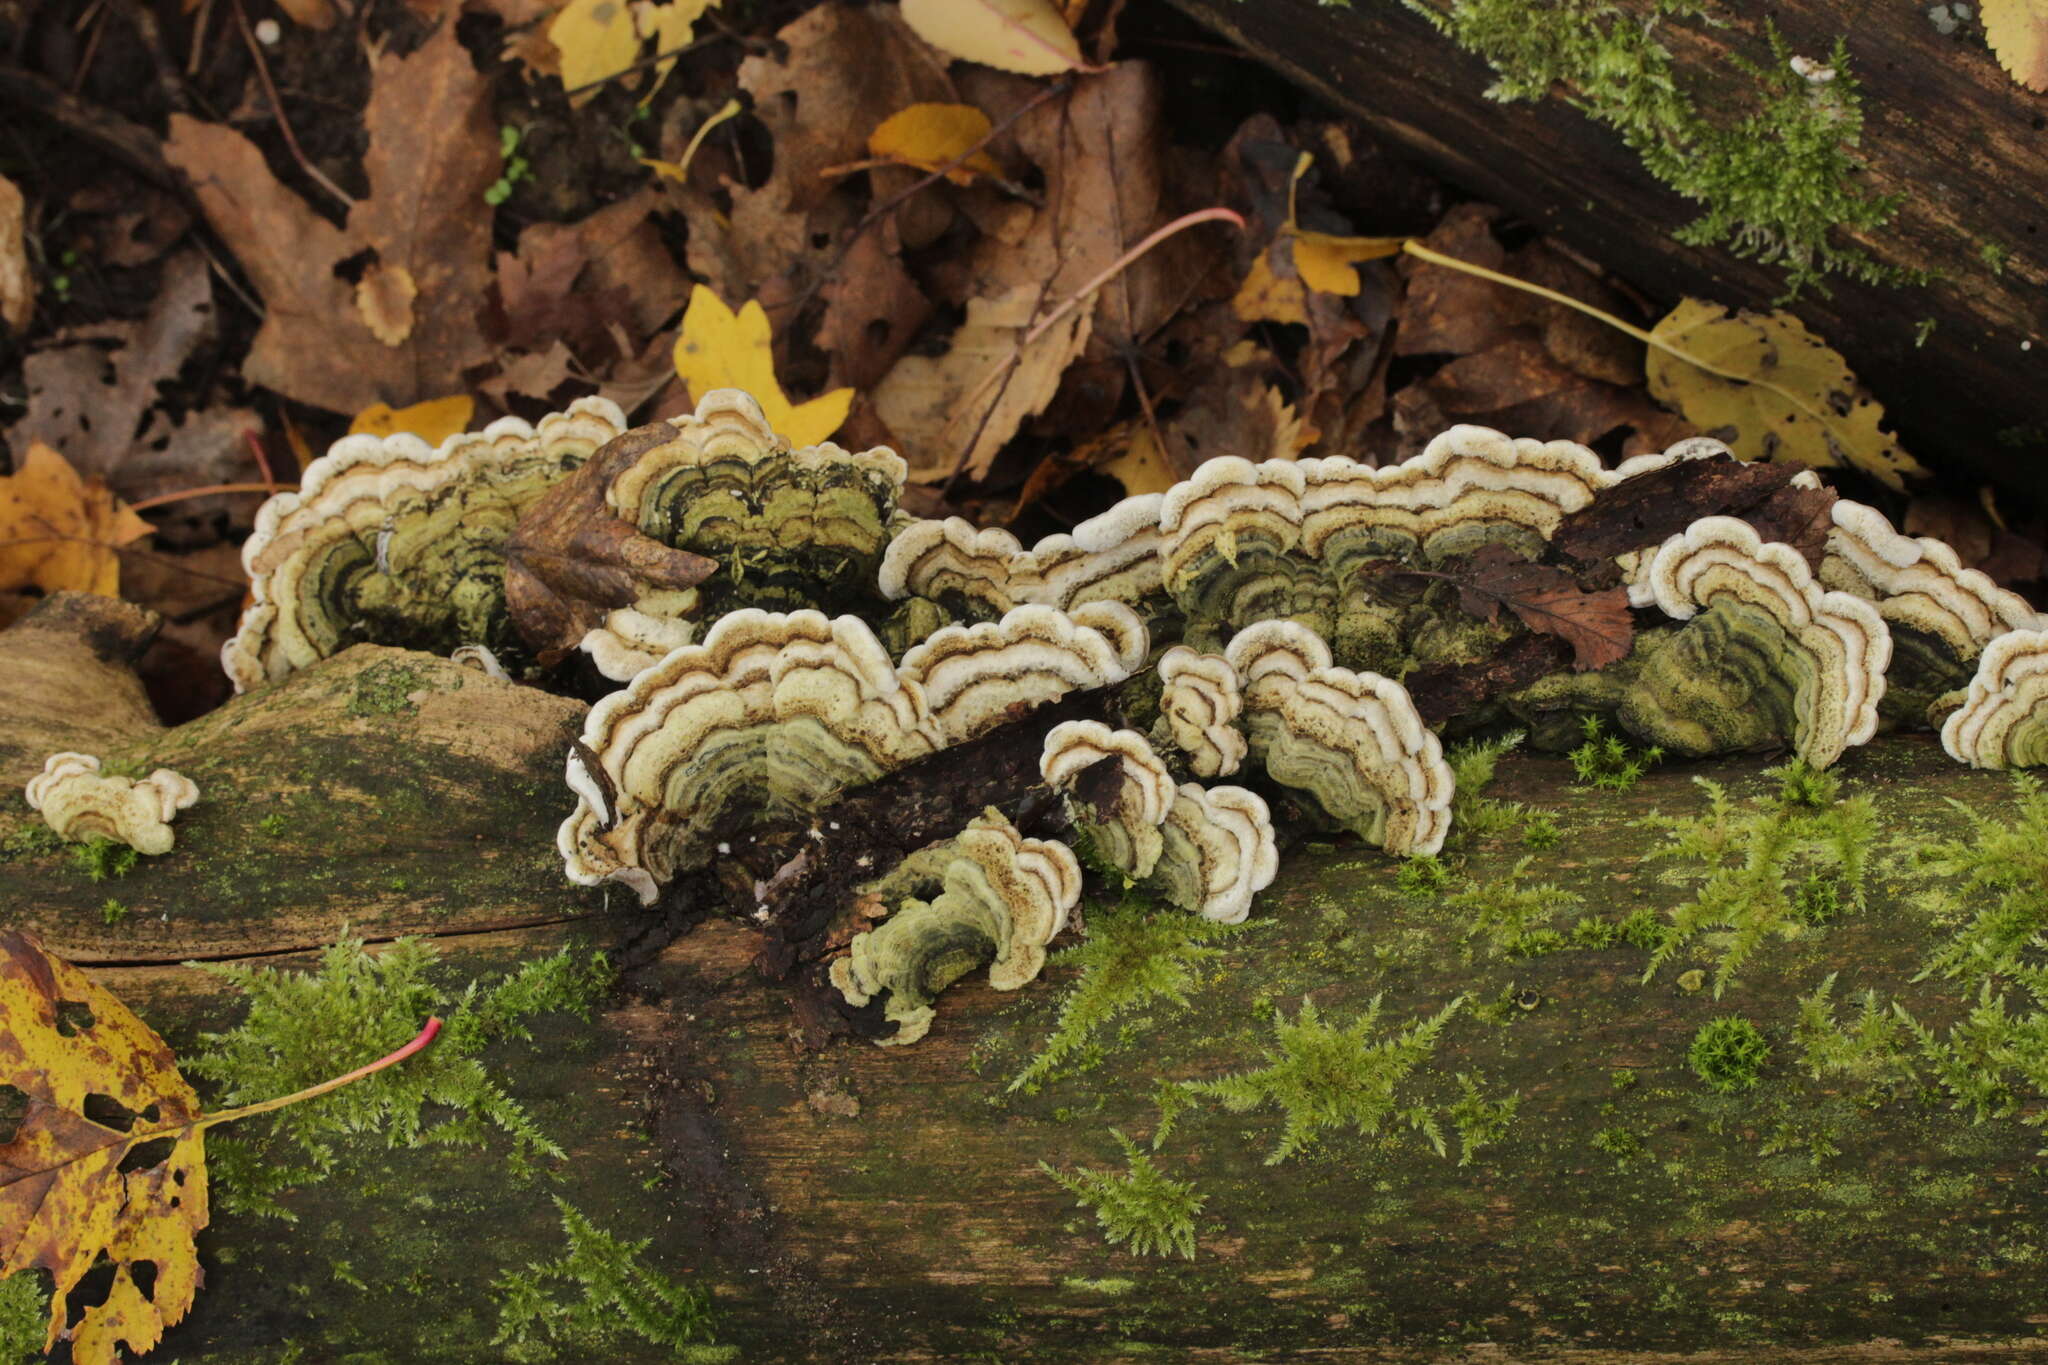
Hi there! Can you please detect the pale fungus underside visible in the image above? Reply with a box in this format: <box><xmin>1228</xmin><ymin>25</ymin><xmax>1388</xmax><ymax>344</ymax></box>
<box><xmin>203</xmin><ymin>388</ymin><xmax>2048</xmax><ymax>1046</ymax></box>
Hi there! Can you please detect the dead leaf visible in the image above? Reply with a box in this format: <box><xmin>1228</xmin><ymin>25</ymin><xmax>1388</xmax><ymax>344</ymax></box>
<box><xmin>1983</xmin><ymin>0</ymin><xmax>2048</xmax><ymax>90</ymax></box>
<box><xmin>6</xmin><ymin>251</ymin><xmax>216</xmax><ymax>484</ymax></box>
<box><xmin>673</xmin><ymin>285</ymin><xmax>853</xmax><ymax>446</ymax></box>
<box><xmin>1101</xmin><ymin>425</ymin><xmax>1177</xmax><ymax>497</ymax></box>
<box><xmin>275</xmin><ymin>0</ymin><xmax>339</xmax><ymax>25</ymax></box>
<box><xmin>549</xmin><ymin>0</ymin><xmax>717</xmax><ymax>94</ymax></box>
<box><xmin>1906</xmin><ymin>495</ymin><xmax>2048</xmax><ymax>587</ymax></box>
<box><xmin>479</xmin><ymin>339</ymin><xmax>578</xmax><ymax>408</ymax></box>
<box><xmin>0</xmin><ymin>173</ymin><xmax>29</xmax><ymax>333</ymax></box>
<box><xmin>1646</xmin><ymin>299</ymin><xmax>1926</xmax><ymax>493</ymax></box>
<box><xmin>0</xmin><ymin>929</ymin><xmax>208</xmax><ymax>1364</ymax></box>
<box><xmin>901</xmin><ymin>0</ymin><xmax>1085</xmax><ymax>75</ymax></box>
<box><xmin>118</xmin><ymin>405</ymin><xmax>267</xmax><ymax>551</ymax></box>
<box><xmin>867</xmin><ymin>103</ymin><xmax>1002</xmax><ymax>183</ymax></box>
<box><xmin>1436</xmin><ymin>545</ymin><xmax>1633</xmax><ymax>671</ymax></box>
<box><xmin>356</xmin><ymin>262</ymin><xmax>418</xmax><ymax>346</ymax></box>
<box><xmin>350</xmin><ymin>395</ymin><xmax>474</xmax><ymax>444</ymax></box>
<box><xmin>817</xmin><ymin>220</ymin><xmax>932</xmax><ymax>390</ymax></box>
<box><xmin>163</xmin><ymin>20</ymin><xmax>496</xmax><ymax>415</ymax></box>
<box><xmin>0</xmin><ymin>443</ymin><xmax>152</xmax><ymax>598</ymax></box>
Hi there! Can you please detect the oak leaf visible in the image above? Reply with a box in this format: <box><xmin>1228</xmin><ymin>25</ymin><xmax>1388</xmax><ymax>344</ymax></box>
<box><xmin>0</xmin><ymin>443</ymin><xmax>150</xmax><ymax>598</ymax></box>
<box><xmin>672</xmin><ymin>285</ymin><xmax>853</xmax><ymax>447</ymax></box>
<box><xmin>867</xmin><ymin>103</ymin><xmax>1002</xmax><ymax>184</ymax></box>
<box><xmin>1437</xmin><ymin>546</ymin><xmax>1634</xmax><ymax>671</ymax></box>
<box><xmin>1646</xmin><ymin>298</ymin><xmax>1925</xmax><ymax>492</ymax></box>
<box><xmin>0</xmin><ymin>930</ymin><xmax>440</xmax><ymax>1365</ymax></box>
<box><xmin>1983</xmin><ymin>0</ymin><xmax>2048</xmax><ymax>90</ymax></box>
<box><xmin>900</xmin><ymin>0</ymin><xmax>1085</xmax><ymax>75</ymax></box>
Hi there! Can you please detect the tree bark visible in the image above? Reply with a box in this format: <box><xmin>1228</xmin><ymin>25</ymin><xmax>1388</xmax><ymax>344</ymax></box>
<box><xmin>1165</xmin><ymin>0</ymin><xmax>2048</xmax><ymax>501</ymax></box>
<box><xmin>7</xmin><ymin>600</ymin><xmax>2048</xmax><ymax>1361</ymax></box>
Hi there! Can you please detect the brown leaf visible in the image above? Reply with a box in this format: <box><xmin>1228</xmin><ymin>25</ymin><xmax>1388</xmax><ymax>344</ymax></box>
<box><xmin>355</xmin><ymin>262</ymin><xmax>418</xmax><ymax>345</ymax></box>
<box><xmin>0</xmin><ymin>928</ymin><xmax>209</xmax><ymax>1364</ymax></box>
<box><xmin>163</xmin><ymin>20</ymin><xmax>495</xmax><ymax>414</ymax></box>
<box><xmin>0</xmin><ymin>443</ymin><xmax>153</xmax><ymax>598</ymax></box>
<box><xmin>6</xmin><ymin>251</ymin><xmax>216</xmax><ymax>485</ymax></box>
<box><xmin>1438</xmin><ymin>545</ymin><xmax>1633</xmax><ymax>671</ymax></box>
<box><xmin>1404</xmin><ymin>631</ymin><xmax>1570</xmax><ymax>726</ymax></box>
<box><xmin>505</xmin><ymin>423</ymin><xmax>720</xmax><ymax>663</ymax></box>
<box><xmin>817</xmin><ymin>220</ymin><xmax>931</xmax><ymax>390</ymax></box>
<box><xmin>1553</xmin><ymin>454</ymin><xmax>1829</xmax><ymax>578</ymax></box>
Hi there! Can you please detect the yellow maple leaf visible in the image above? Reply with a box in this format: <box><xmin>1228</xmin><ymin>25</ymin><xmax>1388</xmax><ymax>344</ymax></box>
<box><xmin>867</xmin><ymin>103</ymin><xmax>1002</xmax><ymax>185</ymax></box>
<box><xmin>1291</xmin><ymin>231</ymin><xmax>1404</xmax><ymax>296</ymax></box>
<box><xmin>1232</xmin><ymin>151</ymin><xmax>1404</xmax><ymax>324</ymax></box>
<box><xmin>900</xmin><ymin>0</ymin><xmax>1085</xmax><ymax>75</ymax></box>
<box><xmin>0</xmin><ymin>443</ymin><xmax>150</xmax><ymax>599</ymax></box>
<box><xmin>349</xmin><ymin>395</ymin><xmax>475</xmax><ymax>446</ymax></box>
<box><xmin>673</xmin><ymin>285</ymin><xmax>853</xmax><ymax>447</ymax></box>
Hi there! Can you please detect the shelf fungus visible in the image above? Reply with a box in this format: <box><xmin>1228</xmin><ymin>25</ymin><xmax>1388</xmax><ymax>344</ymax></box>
<box><xmin>1160</xmin><ymin>456</ymin><xmax>1309</xmax><ymax>632</ymax></box>
<box><xmin>1226</xmin><ymin>622</ymin><xmax>1454</xmax><ymax>856</ymax></box>
<box><xmin>559</xmin><ymin>609</ymin><xmax>943</xmax><ymax>904</ymax></box>
<box><xmin>1623</xmin><ymin>516</ymin><xmax>1889</xmax><ymax>768</ymax></box>
<box><xmin>1152</xmin><ymin>782</ymin><xmax>1280</xmax><ymax>923</ymax></box>
<box><xmin>1039</xmin><ymin>720</ymin><xmax>1178</xmax><ymax>878</ymax></box>
<box><xmin>829</xmin><ymin>810</ymin><xmax>1081</xmax><ymax>1045</ymax></box>
<box><xmin>1821</xmin><ymin>500</ymin><xmax>2043</xmax><ymax>723</ymax></box>
<box><xmin>24</xmin><ymin>752</ymin><xmax>198</xmax><ymax>855</ymax></box>
<box><xmin>897</xmin><ymin>602</ymin><xmax>1148</xmax><ymax>746</ymax></box>
<box><xmin>877</xmin><ymin>495</ymin><xmax>1168</xmax><ymax>623</ymax></box>
<box><xmin>223</xmin><ymin>397</ymin><xmax>628</xmax><ymax>691</ymax></box>
<box><xmin>1941</xmin><ymin>629</ymin><xmax>2048</xmax><ymax>769</ymax></box>
<box><xmin>1154</xmin><ymin>646</ymin><xmax>1247</xmax><ymax>777</ymax></box>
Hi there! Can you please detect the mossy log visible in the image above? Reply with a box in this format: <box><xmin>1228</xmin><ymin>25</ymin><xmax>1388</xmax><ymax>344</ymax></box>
<box><xmin>8</xmin><ymin>596</ymin><xmax>2048</xmax><ymax>1360</ymax></box>
<box><xmin>1166</xmin><ymin>0</ymin><xmax>2048</xmax><ymax>499</ymax></box>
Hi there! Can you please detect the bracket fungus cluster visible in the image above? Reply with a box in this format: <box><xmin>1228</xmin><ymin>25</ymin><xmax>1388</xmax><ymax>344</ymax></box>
<box><xmin>223</xmin><ymin>398</ymin><xmax>629</xmax><ymax>691</ymax></box>
<box><xmin>202</xmin><ymin>383</ymin><xmax>2048</xmax><ymax>1047</ymax></box>
<box><xmin>25</xmin><ymin>753</ymin><xmax>198</xmax><ymax>855</ymax></box>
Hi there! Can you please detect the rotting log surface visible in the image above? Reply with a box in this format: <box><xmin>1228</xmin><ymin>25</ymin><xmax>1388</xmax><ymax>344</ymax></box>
<box><xmin>8</xmin><ymin>610</ymin><xmax>2048</xmax><ymax>1360</ymax></box>
<box><xmin>1166</xmin><ymin>0</ymin><xmax>2048</xmax><ymax>499</ymax></box>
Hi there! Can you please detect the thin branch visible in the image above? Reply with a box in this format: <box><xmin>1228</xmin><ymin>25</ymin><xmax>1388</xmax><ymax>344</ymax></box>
<box><xmin>230</xmin><ymin>0</ymin><xmax>354</xmax><ymax>213</ymax></box>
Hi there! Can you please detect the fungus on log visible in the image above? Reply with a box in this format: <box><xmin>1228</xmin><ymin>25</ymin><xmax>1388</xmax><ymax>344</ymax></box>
<box><xmin>559</xmin><ymin>609</ymin><xmax>942</xmax><ymax>905</ymax></box>
<box><xmin>1821</xmin><ymin>499</ymin><xmax>2044</xmax><ymax>725</ymax></box>
<box><xmin>1226</xmin><ymin>622</ymin><xmax>1454</xmax><ymax>856</ymax></box>
<box><xmin>1039</xmin><ymin>719</ymin><xmax>1177</xmax><ymax>879</ymax></box>
<box><xmin>1160</xmin><ymin>456</ymin><xmax>1309</xmax><ymax>633</ymax></box>
<box><xmin>1154</xmin><ymin>646</ymin><xmax>1247</xmax><ymax>778</ymax></box>
<box><xmin>896</xmin><ymin>602</ymin><xmax>1146</xmax><ymax>746</ymax></box>
<box><xmin>24</xmin><ymin>752</ymin><xmax>198</xmax><ymax>855</ymax></box>
<box><xmin>1941</xmin><ymin>629</ymin><xmax>2048</xmax><ymax>770</ymax></box>
<box><xmin>829</xmin><ymin>809</ymin><xmax>1081</xmax><ymax>1045</ymax></box>
<box><xmin>1150</xmin><ymin>781</ymin><xmax>1280</xmax><ymax>923</ymax></box>
<box><xmin>223</xmin><ymin>397</ymin><xmax>627</xmax><ymax>691</ymax></box>
<box><xmin>1623</xmin><ymin>516</ymin><xmax>1890</xmax><ymax>768</ymax></box>
<box><xmin>878</xmin><ymin>494</ymin><xmax>1169</xmax><ymax>623</ymax></box>
<box><xmin>580</xmin><ymin>390</ymin><xmax>912</xmax><ymax>680</ymax></box>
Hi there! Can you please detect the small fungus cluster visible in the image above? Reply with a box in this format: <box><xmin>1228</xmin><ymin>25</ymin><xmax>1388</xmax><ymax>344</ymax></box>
<box><xmin>190</xmin><ymin>387</ymin><xmax>2048</xmax><ymax>1043</ymax></box>
<box><xmin>25</xmin><ymin>752</ymin><xmax>199</xmax><ymax>855</ymax></box>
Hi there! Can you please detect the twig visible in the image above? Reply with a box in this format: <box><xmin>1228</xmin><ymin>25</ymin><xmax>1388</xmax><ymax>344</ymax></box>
<box><xmin>127</xmin><ymin>481</ymin><xmax>284</xmax><ymax>512</ymax></box>
<box><xmin>230</xmin><ymin>0</ymin><xmax>353</xmax><ymax>213</ymax></box>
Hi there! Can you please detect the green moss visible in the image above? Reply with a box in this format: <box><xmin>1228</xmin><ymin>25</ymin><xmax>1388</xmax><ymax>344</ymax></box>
<box><xmin>0</xmin><ymin>1272</ymin><xmax>46</xmax><ymax>1365</ymax></box>
<box><xmin>1445</xmin><ymin>731</ymin><xmax>1529</xmax><ymax>843</ymax></box>
<box><xmin>0</xmin><ymin>822</ymin><xmax>64</xmax><ymax>862</ymax></box>
<box><xmin>1160</xmin><ymin>993</ymin><xmax>1468</xmax><ymax>1164</ymax></box>
<box><xmin>1689</xmin><ymin>1016</ymin><xmax>1771</xmax><ymax>1093</ymax></box>
<box><xmin>258</xmin><ymin>812</ymin><xmax>290</xmax><ymax>837</ymax></box>
<box><xmin>1405</xmin><ymin>0</ymin><xmax>1912</xmax><ymax>294</ymax></box>
<box><xmin>68</xmin><ymin>837</ymin><xmax>138</xmax><ymax>882</ymax></box>
<box><xmin>492</xmin><ymin>1199</ymin><xmax>726</xmax><ymax>1362</ymax></box>
<box><xmin>1062</xmin><ymin>1276</ymin><xmax>1139</xmax><ymax>1295</ymax></box>
<box><xmin>1011</xmin><ymin>897</ymin><xmax>1258</xmax><ymax>1092</ymax></box>
<box><xmin>1446</xmin><ymin>1072</ymin><xmax>1520</xmax><ymax>1166</ymax></box>
<box><xmin>1520</xmin><ymin>813</ymin><xmax>1561</xmax><ymax>850</ymax></box>
<box><xmin>1042</xmin><ymin>1130</ymin><xmax>1207</xmax><ymax>1259</ymax></box>
<box><xmin>347</xmin><ymin>661</ymin><xmax>428</xmax><ymax>717</ymax></box>
<box><xmin>1568</xmin><ymin>715</ymin><xmax>1661</xmax><ymax>791</ymax></box>
<box><xmin>1396</xmin><ymin>854</ymin><xmax>1451</xmax><ymax>900</ymax></box>
<box><xmin>99</xmin><ymin>898</ymin><xmax>128</xmax><ymax>926</ymax></box>
<box><xmin>1442</xmin><ymin>855</ymin><xmax>1579</xmax><ymax>958</ymax></box>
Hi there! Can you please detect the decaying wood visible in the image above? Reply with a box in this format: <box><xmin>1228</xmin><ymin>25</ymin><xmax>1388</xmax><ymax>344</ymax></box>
<box><xmin>1168</xmin><ymin>0</ymin><xmax>2048</xmax><ymax>499</ymax></box>
<box><xmin>9</xmin><ymin>597</ymin><xmax>2048</xmax><ymax>1361</ymax></box>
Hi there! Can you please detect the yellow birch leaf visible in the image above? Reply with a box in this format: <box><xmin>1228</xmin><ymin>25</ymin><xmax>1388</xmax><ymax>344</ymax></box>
<box><xmin>548</xmin><ymin>0</ymin><xmax>641</xmax><ymax>91</ymax></box>
<box><xmin>1646</xmin><ymin>298</ymin><xmax>1926</xmax><ymax>491</ymax></box>
<box><xmin>1101</xmin><ymin>426</ymin><xmax>1178</xmax><ymax>498</ymax></box>
<box><xmin>1290</xmin><ymin>232</ymin><xmax>1404</xmax><ymax>296</ymax></box>
<box><xmin>1983</xmin><ymin>0</ymin><xmax>2048</xmax><ymax>91</ymax></box>
<box><xmin>349</xmin><ymin>395</ymin><xmax>475</xmax><ymax>446</ymax></box>
<box><xmin>673</xmin><ymin>285</ymin><xmax>852</xmax><ymax>447</ymax></box>
<box><xmin>900</xmin><ymin>0</ymin><xmax>1084</xmax><ymax>75</ymax></box>
<box><xmin>1231</xmin><ymin>249</ymin><xmax>1307</xmax><ymax>326</ymax></box>
<box><xmin>0</xmin><ymin>443</ymin><xmax>150</xmax><ymax>598</ymax></box>
<box><xmin>867</xmin><ymin>103</ymin><xmax>1002</xmax><ymax>185</ymax></box>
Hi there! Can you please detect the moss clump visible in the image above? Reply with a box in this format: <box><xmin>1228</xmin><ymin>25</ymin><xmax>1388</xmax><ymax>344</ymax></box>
<box><xmin>1690</xmin><ymin>1016</ymin><xmax>1771</xmax><ymax>1092</ymax></box>
<box><xmin>0</xmin><ymin>1272</ymin><xmax>46</xmax><ymax>1365</ymax></box>
<box><xmin>347</xmin><ymin>660</ymin><xmax>428</xmax><ymax>717</ymax></box>
<box><xmin>1011</xmin><ymin>897</ymin><xmax>1257</xmax><ymax>1093</ymax></box>
<box><xmin>0</xmin><ymin>823</ymin><xmax>65</xmax><ymax>862</ymax></box>
<box><xmin>1445</xmin><ymin>730</ymin><xmax>1529</xmax><ymax>843</ymax></box>
<box><xmin>99</xmin><ymin>898</ymin><xmax>128</xmax><ymax>926</ymax></box>
<box><xmin>1443</xmin><ymin>855</ymin><xmax>1579</xmax><ymax>958</ymax></box>
<box><xmin>1159</xmin><ymin>993</ymin><xmax>1468</xmax><ymax>1164</ymax></box>
<box><xmin>68</xmin><ymin>837</ymin><xmax>138</xmax><ymax>882</ymax></box>
<box><xmin>188</xmin><ymin>936</ymin><xmax>615</xmax><ymax>1216</ymax></box>
<box><xmin>1569</xmin><ymin>715</ymin><xmax>1661</xmax><ymax>791</ymax></box>
<box><xmin>1042</xmin><ymin>1130</ymin><xmax>1207</xmax><ymax>1259</ymax></box>
<box><xmin>1396</xmin><ymin>854</ymin><xmax>1452</xmax><ymax>900</ymax></box>
<box><xmin>1408</xmin><ymin>0</ymin><xmax>1911</xmax><ymax>293</ymax></box>
<box><xmin>493</xmin><ymin>1199</ymin><xmax>727</xmax><ymax>1362</ymax></box>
